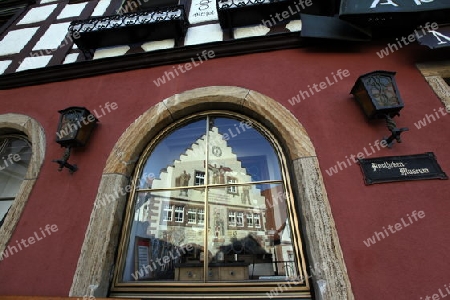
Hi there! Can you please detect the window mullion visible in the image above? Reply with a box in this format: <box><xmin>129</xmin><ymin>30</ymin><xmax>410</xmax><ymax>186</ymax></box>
<box><xmin>203</xmin><ymin>115</ymin><xmax>210</xmax><ymax>283</ymax></box>
<box><xmin>0</xmin><ymin>197</ymin><xmax>15</xmax><ymax>201</ymax></box>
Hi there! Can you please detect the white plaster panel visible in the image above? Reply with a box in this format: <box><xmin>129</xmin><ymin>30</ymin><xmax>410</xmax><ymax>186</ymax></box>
<box><xmin>141</xmin><ymin>39</ymin><xmax>175</xmax><ymax>52</ymax></box>
<box><xmin>286</xmin><ymin>20</ymin><xmax>302</xmax><ymax>32</ymax></box>
<box><xmin>16</xmin><ymin>55</ymin><xmax>52</xmax><ymax>72</ymax></box>
<box><xmin>0</xmin><ymin>61</ymin><xmax>12</xmax><ymax>74</ymax></box>
<box><xmin>93</xmin><ymin>46</ymin><xmax>130</xmax><ymax>59</ymax></box>
<box><xmin>0</xmin><ymin>27</ymin><xmax>38</xmax><ymax>56</ymax></box>
<box><xmin>63</xmin><ymin>53</ymin><xmax>79</xmax><ymax>64</ymax></box>
<box><xmin>233</xmin><ymin>24</ymin><xmax>270</xmax><ymax>39</ymax></box>
<box><xmin>40</xmin><ymin>0</ymin><xmax>58</xmax><ymax>3</ymax></box>
<box><xmin>92</xmin><ymin>0</ymin><xmax>110</xmax><ymax>17</ymax></box>
<box><xmin>188</xmin><ymin>0</ymin><xmax>218</xmax><ymax>24</ymax></box>
<box><xmin>32</xmin><ymin>22</ymin><xmax>70</xmax><ymax>51</ymax></box>
<box><xmin>57</xmin><ymin>3</ymin><xmax>87</xmax><ymax>19</ymax></box>
<box><xmin>184</xmin><ymin>24</ymin><xmax>223</xmax><ymax>46</ymax></box>
<box><xmin>17</xmin><ymin>4</ymin><xmax>57</xmax><ymax>25</ymax></box>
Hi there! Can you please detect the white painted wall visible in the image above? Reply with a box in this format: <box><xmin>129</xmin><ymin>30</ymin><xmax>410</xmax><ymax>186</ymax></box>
<box><xmin>17</xmin><ymin>4</ymin><xmax>57</xmax><ymax>25</ymax></box>
<box><xmin>32</xmin><ymin>22</ymin><xmax>70</xmax><ymax>51</ymax></box>
<box><xmin>0</xmin><ymin>61</ymin><xmax>12</xmax><ymax>75</ymax></box>
<box><xmin>0</xmin><ymin>28</ymin><xmax>38</xmax><ymax>56</ymax></box>
<box><xmin>92</xmin><ymin>0</ymin><xmax>111</xmax><ymax>17</ymax></box>
<box><xmin>234</xmin><ymin>24</ymin><xmax>270</xmax><ymax>39</ymax></box>
<box><xmin>57</xmin><ymin>3</ymin><xmax>88</xmax><ymax>19</ymax></box>
<box><xmin>286</xmin><ymin>20</ymin><xmax>302</xmax><ymax>32</ymax></box>
<box><xmin>184</xmin><ymin>24</ymin><xmax>223</xmax><ymax>46</ymax></box>
<box><xmin>141</xmin><ymin>39</ymin><xmax>175</xmax><ymax>52</ymax></box>
<box><xmin>63</xmin><ymin>53</ymin><xmax>79</xmax><ymax>64</ymax></box>
<box><xmin>16</xmin><ymin>55</ymin><xmax>52</xmax><ymax>72</ymax></box>
<box><xmin>93</xmin><ymin>45</ymin><xmax>130</xmax><ymax>59</ymax></box>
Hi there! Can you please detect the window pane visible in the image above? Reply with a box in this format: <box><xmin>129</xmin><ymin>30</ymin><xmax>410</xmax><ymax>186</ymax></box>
<box><xmin>122</xmin><ymin>189</ymin><xmax>205</xmax><ymax>282</ymax></box>
<box><xmin>208</xmin><ymin>118</ymin><xmax>282</xmax><ymax>184</ymax></box>
<box><xmin>0</xmin><ymin>200</ymin><xmax>13</xmax><ymax>222</ymax></box>
<box><xmin>0</xmin><ymin>135</ymin><xmax>31</xmax><ymax>227</ymax></box>
<box><xmin>138</xmin><ymin>119</ymin><xmax>207</xmax><ymax>190</ymax></box>
<box><xmin>236</xmin><ymin>212</ymin><xmax>244</xmax><ymax>227</ymax></box>
<box><xmin>0</xmin><ymin>136</ymin><xmax>32</xmax><ymax>198</ymax></box>
<box><xmin>174</xmin><ymin>206</ymin><xmax>184</xmax><ymax>223</ymax></box>
<box><xmin>194</xmin><ymin>171</ymin><xmax>205</xmax><ymax>186</ymax></box>
<box><xmin>206</xmin><ymin>184</ymin><xmax>304</xmax><ymax>282</ymax></box>
<box><xmin>187</xmin><ymin>208</ymin><xmax>197</xmax><ymax>224</ymax></box>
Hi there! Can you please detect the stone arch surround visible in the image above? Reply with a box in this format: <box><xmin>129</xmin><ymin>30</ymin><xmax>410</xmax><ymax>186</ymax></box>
<box><xmin>69</xmin><ymin>86</ymin><xmax>354</xmax><ymax>300</ymax></box>
<box><xmin>0</xmin><ymin>114</ymin><xmax>46</xmax><ymax>261</ymax></box>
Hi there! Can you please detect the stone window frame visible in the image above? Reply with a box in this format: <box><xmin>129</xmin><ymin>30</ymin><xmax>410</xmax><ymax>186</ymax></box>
<box><xmin>69</xmin><ymin>86</ymin><xmax>354</xmax><ymax>300</ymax></box>
<box><xmin>0</xmin><ymin>113</ymin><xmax>45</xmax><ymax>259</ymax></box>
<box><xmin>417</xmin><ymin>60</ymin><xmax>450</xmax><ymax>110</ymax></box>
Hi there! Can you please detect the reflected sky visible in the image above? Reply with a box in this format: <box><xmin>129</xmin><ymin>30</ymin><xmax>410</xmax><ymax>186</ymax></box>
<box><xmin>139</xmin><ymin>117</ymin><xmax>282</xmax><ymax>190</ymax></box>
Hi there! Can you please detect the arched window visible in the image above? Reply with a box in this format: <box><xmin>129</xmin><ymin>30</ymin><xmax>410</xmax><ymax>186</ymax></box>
<box><xmin>111</xmin><ymin>112</ymin><xmax>311</xmax><ymax>298</ymax></box>
<box><xmin>0</xmin><ymin>134</ymin><xmax>32</xmax><ymax>227</ymax></box>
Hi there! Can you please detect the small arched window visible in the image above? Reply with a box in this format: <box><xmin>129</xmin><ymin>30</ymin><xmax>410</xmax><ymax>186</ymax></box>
<box><xmin>0</xmin><ymin>134</ymin><xmax>32</xmax><ymax>227</ymax></box>
<box><xmin>111</xmin><ymin>112</ymin><xmax>311</xmax><ymax>298</ymax></box>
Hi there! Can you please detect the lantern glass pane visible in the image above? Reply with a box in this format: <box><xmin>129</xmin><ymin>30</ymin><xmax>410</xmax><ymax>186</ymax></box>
<box><xmin>365</xmin><ymin>75</ymin><xmax>400</xmax><ymax>108</ymax></box>
<box><xmin>58</xmin><ymin>110</ymin><xmax>82</xmax><ymax>141</ymax></box>
<box><xmin>354</xmin><ymin>87</ymin><xmax>375</xmax><ymax>118</ymax></box>
<box><xmin>56</xmin><ymin>108</ymin><xmax>97</xmax><ymax>147</ymax></box>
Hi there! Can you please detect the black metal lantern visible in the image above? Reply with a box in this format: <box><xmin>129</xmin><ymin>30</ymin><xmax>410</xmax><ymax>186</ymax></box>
<box><xmin>53</xmin><ymin>107</ymin><xmax>98</xmax><ymax>173</ymax></box>
<box><xmin>351</xmin><ymin>70</ymin><xmax>408</xmax><ymax>147</ymax></box>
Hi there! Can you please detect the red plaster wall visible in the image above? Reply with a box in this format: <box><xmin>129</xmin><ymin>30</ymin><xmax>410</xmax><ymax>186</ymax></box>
<box><xmin>0</xmin><ymin>42</ymin><xmax>449</xmax><ymax>300</ymax></box>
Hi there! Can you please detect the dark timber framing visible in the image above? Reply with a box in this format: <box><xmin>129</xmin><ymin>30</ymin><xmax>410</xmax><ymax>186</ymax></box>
<box><xmin>0</xmin><ymin>32</ymin><xmax>303</xmax><ymax>90</ymax></box>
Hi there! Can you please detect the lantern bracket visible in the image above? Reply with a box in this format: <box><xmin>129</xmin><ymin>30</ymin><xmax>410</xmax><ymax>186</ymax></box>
<box><xmin>383</xmin><ymin>115</ymin><xmax>409</xmax><ymax>148</ymax></box>
<box><xmin>53</xmin><ymin>146</ymin><xmax>78</xmax><ymax>173</ymax></box>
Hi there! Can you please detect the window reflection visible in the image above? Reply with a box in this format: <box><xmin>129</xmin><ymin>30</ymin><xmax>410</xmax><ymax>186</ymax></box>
<box><xmin>0</xmin><ymin>135</ymin><xmax>32</xmax><ymax>226</ymax></box>
<box><xmin>121</xmin><ymin>116</ymin><xmax>303</xmax><ymax>284</ymax></box>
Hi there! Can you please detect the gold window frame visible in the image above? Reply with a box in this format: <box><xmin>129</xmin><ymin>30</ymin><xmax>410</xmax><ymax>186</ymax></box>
<box><xmin>110</xmin><ymin>111</ymin><xmax>311</xmax><ymax>298</ymax></box>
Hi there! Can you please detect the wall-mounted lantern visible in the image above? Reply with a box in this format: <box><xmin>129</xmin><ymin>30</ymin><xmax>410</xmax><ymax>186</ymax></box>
<box><xmin>53</xmin><ymin>107</ymin><xmax>98</xmax><ymax>173</ymax></box>
<box><xmin>351</xmin><ymin>70</ymin><xmax>409</xmax><ymax>148</ymax></box>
